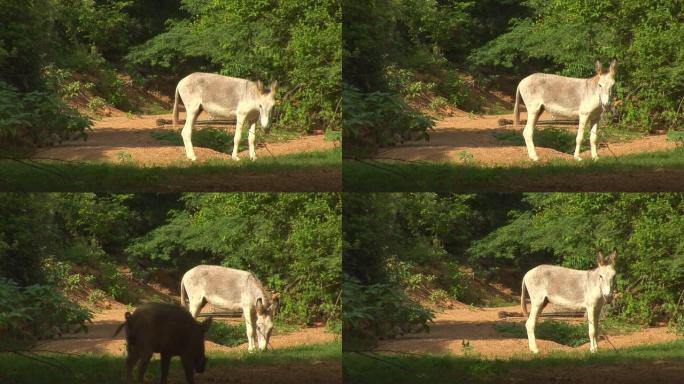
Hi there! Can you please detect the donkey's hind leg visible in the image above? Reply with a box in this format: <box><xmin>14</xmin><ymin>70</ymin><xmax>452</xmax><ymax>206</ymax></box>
<box><xmin>525</xmin><ymin>297</ymin><xmax>545</xmax><ymax>353</ymax></box>
<box><xmin>181</xmin><ymin>104</ymin><xmax>201</xmax><ymax>161</ymax></box>
<box><xmin>574</xmin><ymin>114</ymin><xmax>588</xmax><ymax>161</ymax></box>
<box><xmin>523</xmin><ymin>104</ymin><xmax>542</xmax><ymax>161</ymax></box>
<box><xmin>187</xmin><ymin>297</ymin><xmax>206</xmax><ymax>319</ymax></box>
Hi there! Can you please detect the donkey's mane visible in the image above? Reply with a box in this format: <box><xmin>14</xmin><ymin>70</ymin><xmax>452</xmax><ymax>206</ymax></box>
<box><xmin>247</xmin><ymin>273</ymin><xmax>273</xmax><ymax>306</ymax></box>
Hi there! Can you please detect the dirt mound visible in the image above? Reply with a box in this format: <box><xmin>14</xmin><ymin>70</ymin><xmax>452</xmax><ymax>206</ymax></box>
<box><xmin>377</xmin><ymin>303</ymin><xmax>678</xmax><ymax>358</ymax></box>
<box><xmin>37</xmin><ymin>303</ymin><xmax>336</xmax><ymax>356</ymax></box>
<box><xmin>34</xmin><ymin>114</ymin><xmax>336</xmax><ymax>166</ymax></box>
<box><xmin>376</xmin><ymin>112</ymin><xmax>675</xmax><ymax>165</ymax></box>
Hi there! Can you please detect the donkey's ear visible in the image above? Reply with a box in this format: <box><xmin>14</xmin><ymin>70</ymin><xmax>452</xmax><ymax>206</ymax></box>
<box><xmin>256</xmin><ymin>298</ymin><xmax>264</xmax><ymax>314</ymax></box>
<box><xmin>597</xmin><ymin>251</ymin><xmax>605</xmax><ymax>266</ymax></box>
<box><xmin>609</xmin><ymin>59</ymin><xmax>617</xmax><ymax>74</ymax></box>
<box><xmin>270</xmin><ymin>80</ymin><xmax>278</xmax><ymax>93</ymax></box>
<box><xmin>256</xmin><ymin>80</ymin><xmax>266</xmax><ymax>94</ymax></box>
<box><xmin>608</xmin><ymin>250</ymin><xmax>617</xmax><ymax>264</ymax></box>
<box><xmin>595</xmin><ymin>60</ymin><xmax>602</xmax><ymax>74</ymax></box>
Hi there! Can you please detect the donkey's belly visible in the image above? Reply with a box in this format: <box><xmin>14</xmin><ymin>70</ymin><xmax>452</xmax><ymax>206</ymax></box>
<box><xmin>201</xmin><ymin>102</ymin><xmax>236</xmax><ymax>118</ymax></box>
<box><xmin>542</xmin><ymin>103</ymin><xmax>579</xmax><ymax>118</ymax></box>
<box><xmin>205</xmin><ymin>293</ymin><xmax>243</xmax><ymax>310</ymax></box>
<box><xmin>547</xmin><ymin>295</ymin><xmax>586</xmax><ymax>310</ymax></box>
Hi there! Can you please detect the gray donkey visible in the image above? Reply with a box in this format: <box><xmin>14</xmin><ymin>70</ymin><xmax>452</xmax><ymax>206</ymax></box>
<box><xmin>180</xmin><ymin>265</ymin><xmax>280</xmax><ymax>352</ymax></box>
<box><xmin>514</xmin><ymin>60</ymin><xmax>617</xmax><ymax>161</ymax></box>
<box><xmin>173</xmin><ymin>73</ymin><xmax>278</xmax><ymax>161</ymax></box>
<box><xmin>520</xmin><ymin>251</ymin><xmax>617</xmax><ymax>353</ymax></box>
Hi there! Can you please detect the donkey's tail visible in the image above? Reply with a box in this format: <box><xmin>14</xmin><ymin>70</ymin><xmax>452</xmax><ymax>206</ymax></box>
<box><xmin>514</xmin><ymin>85</ymin><xmax>521</xmax><ymax>130</ymax></box>
<box><xmin>180</xmin><ymin>278</ymin><xmax>188</xmax><ymax>309</ymax></box>
<box><xmin>173</xmin><ymin>86</ymin><xmax>180</xmax><ymax>130</ymax></box>
<box><xmin>520</xmin><ymin>278</ymin><xmax>529</xmax><ymax>318</ymax></box>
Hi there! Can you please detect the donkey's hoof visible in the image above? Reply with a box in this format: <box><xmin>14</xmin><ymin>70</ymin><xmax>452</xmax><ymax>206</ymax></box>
<box><xmin>187</xmin><ymin>156</ymin><xmax>197</xmax><ymax>162</ymax></box>
<box><xmin>232</xmin><ymin>155</ymin><xmax>241</xmax><ymax>161</ymax></box>
<box><xmin>592</xmin><ymin>156</ymin><xmax>600</xmax><ymax>161</ymax></box>
<box><xmin>531</xmin><ymin>349</ymin><xmax>539</xmax><ymax>354</ymax></box>
<box><xmin>529</xmin><ymin>155</ymin><xmax>539</xmax><ymax>162</ymax></box>
<box><xmin>250</xmin><ymin>155</ymin><xmax>258</xmax><ymax>161</ymax></box>
<box><xmin>574</xmin><ymin>156</ymin><xmax>583</xmax><ymax>161</ymax></box>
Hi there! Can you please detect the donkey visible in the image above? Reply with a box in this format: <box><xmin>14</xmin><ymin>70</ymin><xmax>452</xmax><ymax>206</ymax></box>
<box><xmin>514</xmin><ymin>60</ymin><xmax>617</xmax><ymax>161</ymax></box>
<box><xmin>173</xmin><ymin>73</ymin><xmax>278</xmax><ymax>161</ymax></box>
<box><xmin>520</xmin><ymin>251</ymin><xmax>617</xmax><ymax>354</ymax></box>
<box><xmin>180</xmin><ymin>265</ymin><xmax>280</xmax><ymax>352</ymax></box>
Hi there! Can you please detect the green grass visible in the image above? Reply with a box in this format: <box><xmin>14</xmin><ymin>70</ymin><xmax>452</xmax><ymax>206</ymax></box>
<box><xmin>494</xmin><ymin>127</ymin><xmax>578</xmax><ymax>154</ymax></box>
<box><xmin>344</xmin><ymin>149</ymin><xmax>684</xmax><ymax>192</ymax></box>
<box><xmin>493</xmin><ymin>321</ymin><xmax>588</xmax><ymax>347</ymax></box>
<box><xmin>206</xmin><ymin>322</ymin><xmax>247</xmax><ymax>347</ymax></box>
<box><xmin>0</xmin><ymin>148</ymin><xmax>341</xmax><ymax>191</ymax></box>
<box><xmin>343</xmin><ymin>340</ymin><xmax>684</xmax><ymax>384</ymax></box>
<box><xmin>151</xmin><ymin>127</ymin><xmax>245</xmax><ymax>154</ymax></box>
<box><xmin>0</xmin><ymin>341</ymin><xmax>340</xmax><ymax>384</ymax></box>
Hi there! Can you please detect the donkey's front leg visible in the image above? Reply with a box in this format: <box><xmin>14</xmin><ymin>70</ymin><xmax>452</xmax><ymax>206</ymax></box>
<box><xmin>587</xmin><ymin>306</ymin><xmax>598</xmax><ymax>353</ymax></box>
<box><xmin>590</xmin><ymin>121</ymin><xmax>599</xmax><ymax>161</ymax></box>
<box><xmin>574</xmin><ymin>115</ymin><xmax>588</xmax><ymax>161</ymax></box>
<box><xmin>248</xmin><ymin>123</ymin><xmax>257</xmax><ymax>161</ymax></box>
<box><xmin>232</xmin><ymin>114</ymin><xmax>245</xmax><ymax>161</ymax></box>
<box><xmin>243</xmin><ymin>306</ymin><xmax>257</xmax><ymax>352</ymax></box>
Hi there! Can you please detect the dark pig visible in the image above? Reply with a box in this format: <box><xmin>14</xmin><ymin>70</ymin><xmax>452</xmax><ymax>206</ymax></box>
<box><xmin>113</xmin><ymin>302</ymin><xmax>213</xmax><ymax>384</ymax></box>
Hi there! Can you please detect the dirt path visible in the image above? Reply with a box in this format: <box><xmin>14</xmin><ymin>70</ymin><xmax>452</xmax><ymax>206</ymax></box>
<box><xmin>37</xmin><ymin>302</ymin><xmax>337</xmax><ymax>356</ymax></box>
<box><xmin>377</xmin><ymin>112</ymin><xmax>675</xmax><ymax>164</ymax></box>
<box><xmin>377</xmin><ymin>302</ymin><xmax>678</xmax><ymax>358</ymax></box>
<box><xmin>34</xmin><ymin>114</ymin><xmax>337</xmax><ymax>165</ymax></box>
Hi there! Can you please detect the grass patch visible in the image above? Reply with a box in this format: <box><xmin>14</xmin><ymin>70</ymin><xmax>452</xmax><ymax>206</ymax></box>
<box><xmin>343</xmin><ymin>149</ymin><xmax>684</xmax><ymax>192</ymax></box>
<box><xmin>493</xmin><ymin>320</ymin><xmax>588</xmax><ymax>347</ymax></box>
<box><xmin>493</xmin><ymin>127</ymin><xmax>578</xmax><ymax>154</ymax></box>
<box><xmin>151</xmin><ymin>127</ymin><xmax>245</xmax><ymax>154</ymax></box>
<box><xmin>206</xmin><ymin>321</ymin><xmax>247</xmax><ymax>347</ymax></box>
<box><xmin>0</xmin><ymin>148</ymin><xmax>341</xmax><ymax>191</ymax></box>
<box><xmin>0</xmin><ymin>341</ymin><xmax>339</xmax><ymax>384</ymax></box>
<box><xmin>343</xmin><ymin>340</ymin><xmax>684</xmax><ymax>384</ymax></box>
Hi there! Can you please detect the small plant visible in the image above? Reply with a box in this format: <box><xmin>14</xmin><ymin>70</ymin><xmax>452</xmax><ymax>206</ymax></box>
<box><xmin>493</xmin><ymin>320</ymin><xmax>589</xmax><ymax>347</ymax></box>
<box><xmin>87</xmin><ymin>289</ymin><xmax>108</xmax><ymax>307</ymax></box>
<box><xmin>87</xmin><ymin>96</ymin><xmax>107</xmax><ymax>113</ymax></box>
<box><xmin>116</xmin><ymin>151</ymin><xmax>133</xmax><ymax>163</ymax></box>
<box><xmin>458</xmin><ymin>150</ymin><xmax>475</xmax><ymax>163</ymax></box>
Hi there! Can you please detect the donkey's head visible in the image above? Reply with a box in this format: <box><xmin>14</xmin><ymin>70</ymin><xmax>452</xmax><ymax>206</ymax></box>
<box><xmin>255</xmin><ymin>293</ymin><xmax>280</xmax><ymax>351</ymax></box>
<box><xmin>596</xmin><ymin>251</ymin><xmax>617</xmax><ymax>303</ymax></box>
<box><xmin>255</xmin><ymin>80</ymin><xmax>278</xmax><ymax>130</ymax></box>
<box><xmin>595</xmin><ymin>59</ymin><xmax>617</xmax><ymax>111</ymax></box>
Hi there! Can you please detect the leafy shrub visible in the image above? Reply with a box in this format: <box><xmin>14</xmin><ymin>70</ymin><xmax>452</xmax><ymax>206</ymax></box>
<box><xmin>342</xmin><ymin>275</ymin><xmax>434</xmax><ymax>341</ymax></box>
<box><xmin>342</xmin><ymin>85</ymin><xmax>433</xmax><ymax>150</ymax></box>
<box><xmin>0</xmin><ymin>81</ymin><xmax>91</xmax><ymax>146</ymax></box>
<box><xmin>0</xmin><ymin>278</ymin><xmax>92</xmax><ymax>343</ymax></box>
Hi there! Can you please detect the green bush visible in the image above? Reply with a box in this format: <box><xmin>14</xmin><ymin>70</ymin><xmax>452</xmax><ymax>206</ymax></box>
<box><xmin>342</xmin><ymin>85</ymin><xmax>433</xmax><ymax>150</ymax></box>
<box><xmin>0</xmin><ymin>81</ymin><xmax>91</xmax><ymax>147</ymax></box>
<box><xmin>0</xmin><ymin>278</ymin><xmax>92</xmax><ymax>344</ymax></box>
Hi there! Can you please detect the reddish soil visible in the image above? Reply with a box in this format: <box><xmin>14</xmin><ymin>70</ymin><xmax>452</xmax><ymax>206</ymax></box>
<box><xmin>34</xmin><ymin>114</ymin><xmax>337</xmax><ymax>165</ymax></box>
<box><xmin>376</xmin><ymin>112</ymin><xmax>676</xmax><ymax>165</ymax></box>
<box><xmin>377</xmin><ymin>302</ymin><xmax>678</xmax><ymax>358</ymax></box>
<box><xmin>37</xmin><ymin>302</ymin><xmax>336</xmax><ymax>356</ymax></box>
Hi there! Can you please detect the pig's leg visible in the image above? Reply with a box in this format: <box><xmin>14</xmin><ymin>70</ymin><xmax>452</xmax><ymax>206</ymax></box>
<box><xmin>243</xmin><ymin>306</ymin><xmax>257</xmax><ymax>352</ymax></box>
<box><xmin>160</xmin><ymin>352</ymin><xmax>171</xmax><ymax>384</ymax></box>
<box><xmin>137</xmin><ymin>349</ymin><xmax>154</xmax><ymax>384</ymax></box>
<box><xmin>181</xmin><ymin>355</ymin><xmax>195</xmax><ymax>384</ymax></box>
<box><xmin>125</xmin><ymin>344</ymin><xmax>139</xmax><ymax>384</ymax></box>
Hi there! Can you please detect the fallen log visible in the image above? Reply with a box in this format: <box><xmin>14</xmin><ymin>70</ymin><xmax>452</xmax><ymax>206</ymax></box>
<box><xmin>156</xmin><ymin>118</ymin><xmax>237</xmax><ymax>127</ymax></box>
<box><xmin>196</xmin><ymin>310</ymin><xmax>243</xmax><ymax>318</ymax></box>
<box><xmin>498</xmin><ymin>118</ymin><xmax>579</xmax><ymax>127</ymax></box>
<box><xmin>498</xmin><ymin>310</ymin><xmax>585</xmax><ymax>319</ymax></box>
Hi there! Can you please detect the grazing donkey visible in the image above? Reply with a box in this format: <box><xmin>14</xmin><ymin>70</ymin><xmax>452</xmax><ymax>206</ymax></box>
<box><xmin>514</xmin><ymin>60</ymin><xmax>617</xmax><ymax>161</ymax></box>
<box><xmin>520</xmin><ymin>251</ymin><xmax>617</xmax><ymax>353</ymax></box>
<box><xmin>180</xmin><ymin>265</ymin><xmax>280</xmax><ymax>352</ymax></box>
<box><xmin>173</xmin><ymin>73</ymin><xmax>278</xmax><ymax>161</ymax></box>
